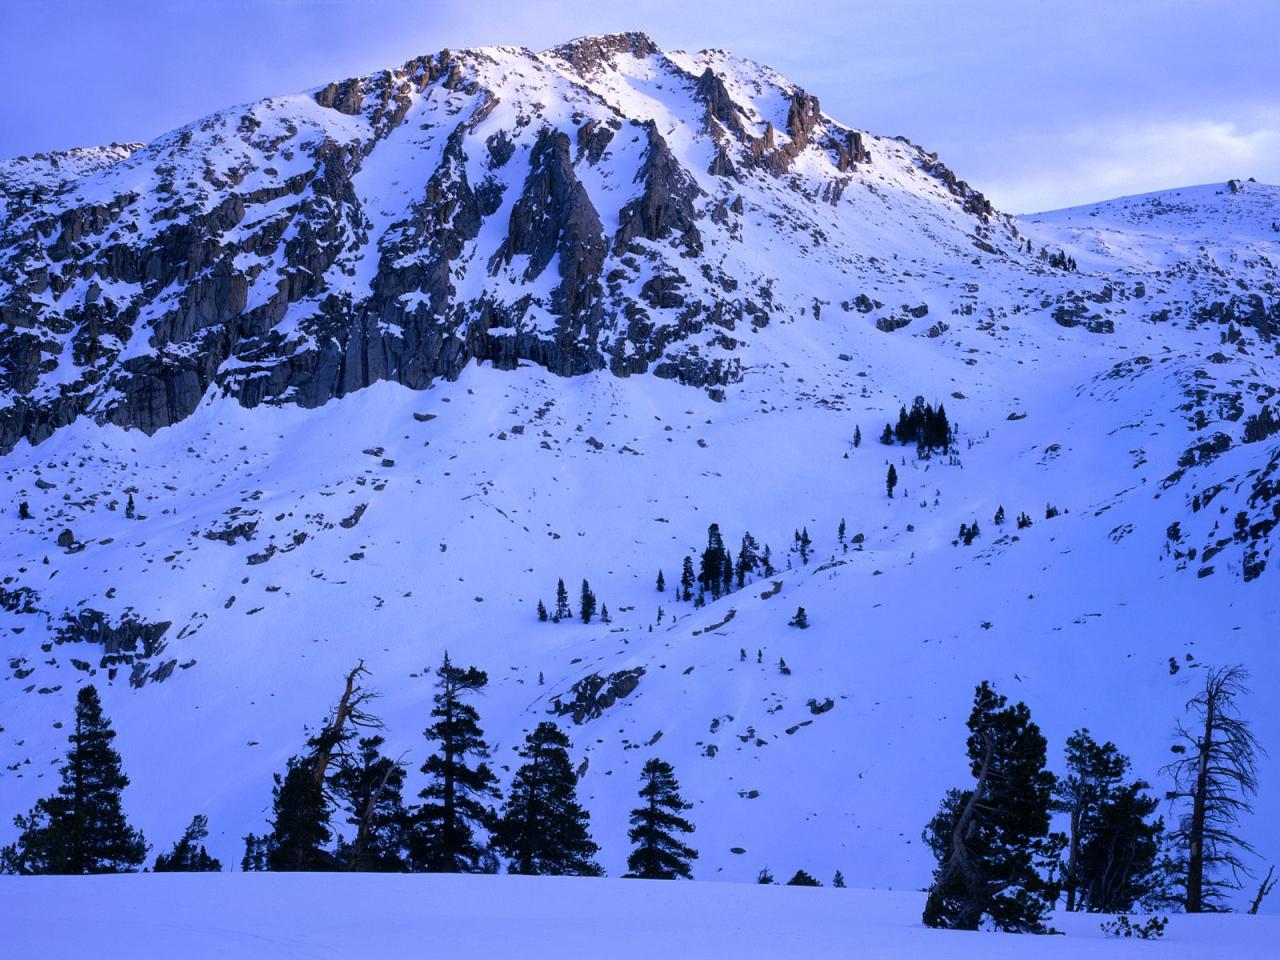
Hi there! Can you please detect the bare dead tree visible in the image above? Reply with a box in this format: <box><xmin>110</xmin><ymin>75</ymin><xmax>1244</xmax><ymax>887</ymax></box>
<box><xmin>310</xmin><ymin>661</ymin><xmax>382</xmax><ymax>788</ymax></box>
<box><xmin>1162</xmin><ymin>665</ymin><xmax>1263</xmax><ymax>912</ymax></box>
<box><xmin>1249</xmin><ymin>865</ymin><xmax>1277</xmax><ymax>915</ymax></box>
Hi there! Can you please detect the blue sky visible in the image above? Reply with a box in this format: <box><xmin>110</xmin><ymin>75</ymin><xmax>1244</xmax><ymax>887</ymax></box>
<box><xmin>2</xmin><ymin>0</ymin><xmax>1276</xmax><ymax>211</ymax></box>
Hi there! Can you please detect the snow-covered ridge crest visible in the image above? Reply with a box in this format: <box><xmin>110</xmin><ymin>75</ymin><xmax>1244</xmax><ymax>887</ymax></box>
<box><xmin>0</xmin><ymin>31</ymin><xmax>1023</xmax><ymax>455</ymax></box>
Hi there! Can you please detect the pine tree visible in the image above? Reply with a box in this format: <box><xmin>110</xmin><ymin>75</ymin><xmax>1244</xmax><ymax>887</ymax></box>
<box><xmin>244</xmin><ymin>665</ymin><xmax>384</xmax><ymax>872</ymax></box>
<box><xmin>254</xmin><ymin>755</ymin><xmax>335</xmax><ymax>871</ymax></box>
<box><xmin>886</xmin><ymin>463</ymin><xmax>898</xmax><ymax>498</ymax></box>
<box><xmin>833</xmin><ymin>869</ymin><xmax>846</xmax><ymax>888</ymax></box>
<box><xmin>798</xmin><ymin>527</ymin><xmax>811</xmax><ymax>565</ymax></box>
<box><xmin>880</xmin><ymin>423</ymin><xmax>894</xmax><ymax>445</ymax></box>
<box><xmin>1162</xmin><ymin>665</ymin><xmax>1261</xmax><ymax>912</ymax></box>
<box><xmin>625</xmin><ymin>758</ymin><xmax>697</xmax><ymax>880</ymax></box>
<box><xmin>600</xmin><ymin>603</ymin><xmax>611</xmax><ymax>624</ymax></box>
<box><xmin>411</xmin><ymin>654</ymin><xmax>500</xmax><ymax>873</ymax></box>
<box><xmin>1</xmin><ymin>685</ymin><xmax>147</xmax><ymax>874</ymax></box>
<box><xmin>838</xmin><ymin>518</ymin><xmax>847</xmax><ymax>550</ymax></box>
<box><xmin>580</xmin><ymin>579</ymin><xmax>597</xmax><ymax>624</ymax></box>
<box><xmin>680</xmin><ymin>556</ymin><xmax>695</xmax><ymax>601</ymax></box>
<box><xmin>125</xmin><ymin>493</ymin><xmax>135</xmax><ymax>519</ymax></box>
<box><xmin>331</xmin><ymin>735</ymin><xmax>409</xmax><ymax>872</ymax></box>
<box><xmin>761</xmin><ymin>544</ymin><xmax>775</xmax><ymax>577</ymax></box>
<box><xmin>700</xmin><ymin>524</ymin><xmax>727</xmax><ymax>599</ymax></box>
<box><xmin>494</xmin><ymin>722</ymin><xmax>601</xmax><ymax>876</ymax></box>
<box><xmin>757</xmin><ymin>866</ymin><xmax>775</xmax><ymax>884</ymax></box>
<box><xmin>994</xmin><ymin>505</ymin><xmax>1006</xmax><ymax>526</ymax></box>
<box><xmin>656</xmin><ymin>569</ymin><xmax>665</xmax><ymax>593</ymax></box>
<box><xmin>922</xmin><ymin>682</ymin><xmax>1059</xmax><ymax>933</ymax></box>
<box><xmin>18</xmin><ymin>500</ymin><xmax>32</xmax><ymax>520</ymax></box>
<box><xmin>536</xmin><ymin>600</ymin><xmax>548</xmax><ymax>622</ymax></box>
<box><xmin>853</xmin><ymin>425</ymin><xmax>862</xmax><ymax>448</ymax></box>
<box><xmin>1053</xmin><ymin>730</ymin><xmax>1163</xmax><ymax>913</ymax></box>
<box><xmin>787</xmin><ymin>869</ymin><xmax>822</xmax><ymax>886</ymax></box>
<box><xmin>788</xmin><ymin>607</ymin><xmax>809</xmax><ymax>629</ymax></box>
<box><xmin>554</xmin><ymin>578</ymin><xmax>572</xmax><ymax>622</ymax></box>
<box><xmin>154</xmin><ymin>815</ymin><xmax>221</xmax><ymax>872</ymax></box>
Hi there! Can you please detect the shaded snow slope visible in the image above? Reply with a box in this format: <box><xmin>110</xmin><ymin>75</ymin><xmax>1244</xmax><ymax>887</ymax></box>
<box><xmin>5</xmin><ymin>874</ymin><xmax>1275</xmax><ymax>959</ymax></box>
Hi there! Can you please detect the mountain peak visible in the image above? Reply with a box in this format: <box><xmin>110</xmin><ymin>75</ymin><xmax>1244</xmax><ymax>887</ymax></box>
<box><xmin>544</xmin><ymin>31</ymin><xmax>661</xmax><ymax>73</ymax></box>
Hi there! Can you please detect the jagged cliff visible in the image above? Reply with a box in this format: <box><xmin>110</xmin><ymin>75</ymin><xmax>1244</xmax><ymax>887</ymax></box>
<box><xmin>0</xmin><ymin>32</ymin><xmax>1017</xmax><ymax>452</ymax></box>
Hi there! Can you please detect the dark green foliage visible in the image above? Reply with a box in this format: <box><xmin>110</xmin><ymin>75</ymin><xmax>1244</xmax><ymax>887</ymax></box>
<box><xmin>656</xmin><ymin>569</ymin><xmax>665</xmax><ymax>592</ymax></box>
<box><xmin>838</xmin><ymin>518</ymin><xmax>847</xmax><ymax>551</ymax></box>
<box><xmin>922</xmin><ymin>682</ymin><xmax>1060</xmax><ymax>933</ymax></box>
<box><xmin>625</xmin><ymin>758</ymin><xmax>697</xmax><ymax>880</ymax></box>
<box><xmin>853</xmin><ymin>425</ymin><xmax>862</xmax><ymax>448</ymax></box>
<box><xmin>994</xmin><ymin>505</ymin><xmax>1006</xmax><ymax>525</ymax></box>
<box><xmin>892</xmin><ymin>396</ymin><xmax>953</xmax><ymax>454</ymax></box>
<box><xmin>332</xmin><ymin>736</ymin><xmax>409</xmax><ymax>871</ymax></box>
<box><xmin>788</xmin><ymin>607</ymin><xmax>809</xmax><ymax>629</ymax></box>
<box><xmin>537</xmin><ymin>600</ymin><xmax>548</xmax><ymax>622</ymax></box>
<box><xmin>154</xmin><ymin>815</ymin><xmax>221</xmax><ymax>872</ymax></box>
<box><xmin>494</xmin><ymin>722</ymin><xmax>601</xmax><ymax>876</ymax></box>
<box><xmin>880</xmin><ymin>423</ymin><xmax>894</xmax><ymax>445</ymax></box>
<box><xmin>786</xmin><ymin>869</ymin><xmax>822</xmax><ymax>886</ymax></box>
<box><xmin>411</xmin><ymin>655</ymin><xmax>499</xmax><ymax>873</ymax></box>
<box><xmin>245</xmin><ymin>755</ymin><xmax>335</xmax><ymax>871</ymax></box>
<box><xmin>1017</xmin><ymin>511</ymin><xmax>1033</xmax><ymax>529</ymax></box>
<box><xmin>1055</xmin><ymin>730</ymin><xmax>1164</xmax><ymax>913</ymax></box>
<box><xmin>757</xmin><ymin>866</ymin><xmax>775</xmax><ymax>884</ymax></box>
<box><xmin>958</xmin><ymin>521</ymin><xmax>980</xmax><ymax>546</ymax></box>
<box><xmin>580</xmin><ymin>579</ymin><xmax>597</xmax><ymax>623</ymax></box>
<box><xmin>18</xmin><ymin>500</ymin><xmax>32</xmax><ymax>519</ymax></box>
<box><xmin>886</xmin><ymin>463</ymin><xmax>898</xmax><ymax>498</ymax></box>
<box><xmin>1</xmin><ymin>685</ymin><xmax>147</xmax><ymax>875</ymax></box>
<box><xmin>680</xmin><ymin>556</ymin><xmax>695</xmax><ymax>601</ymax></box>
<box><xmin>699</xmin><ymin>524</ymin><xmax>727</xmax><ymax>599</ymax></box>
<box><xmin>833</xmin><ymin>869</ymin><xmax>846</xmax><ymax>888</ymax></box>
<box><xmin>554</xmin><ymin>578</ymin><xmax>572</xmax><ymax>621</ymax></box>
<box><xmin>794</xmin><ymin>527</ymin><xmax>811</xmax><ymax>565</ymax></box>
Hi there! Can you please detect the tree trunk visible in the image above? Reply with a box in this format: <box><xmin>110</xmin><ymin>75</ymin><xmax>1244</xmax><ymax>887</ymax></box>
<box><xmin>1185</xmin><ymin>686</ymin><xmax>1217</xmax><ymax>913</ymax></box>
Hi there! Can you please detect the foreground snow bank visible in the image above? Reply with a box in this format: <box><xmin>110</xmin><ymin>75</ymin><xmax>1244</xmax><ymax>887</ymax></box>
<box><xmin>3</xmin><ymin>874</ymin><xmax>1272</xmax><ymax>959</ymax></box>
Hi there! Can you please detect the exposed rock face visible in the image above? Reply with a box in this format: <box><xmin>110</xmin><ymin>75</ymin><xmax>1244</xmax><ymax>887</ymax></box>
<box><xmin>615</xmin><ymin>122</ymin><xmax>704</xmax><ymax>253</ymax></box>
<box><xmin>0</xmin><ymin>35</ymin><xmax>1020</xmax><ymax>453</ymax></box>
<box><xmin>550</xmin><ymin>667</ymin><xmax>645</xmax><ymax>723</ymax></box>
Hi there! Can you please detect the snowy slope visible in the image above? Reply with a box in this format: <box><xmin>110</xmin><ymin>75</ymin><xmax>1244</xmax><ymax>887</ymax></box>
<box><xmin>5</xmin><ymin>875</ymin><xmax>1275</xmax><ymax>959</ymax></box>
<box><xmin>1</xmin><ymin>34</ymin><xmax>1279</xmax><ymax>905</ymax></box>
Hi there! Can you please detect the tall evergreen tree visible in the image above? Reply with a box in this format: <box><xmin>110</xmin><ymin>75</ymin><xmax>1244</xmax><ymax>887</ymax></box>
<box><xmin>922</xmin><ymin>682</ymin><xmax>1059</xmax><ymax>933</ymax></box>
<box><xmin>154</xmin><ymin>815</ymin><xmax>221</xmax><ymax>872</ymax></box>
<box><xmin>1</xmin><ymin>685</ymin><xmax>147</xmax><ymax>874</ymax></box>
<box><xmin>656</xmin><ymin>569</ymin><xmax>665</xmax><ymax>593</ymax></box>
<box><xmin>331</xmin><ymin>735</ymin><xmax>409</xmax><ymax>871</ymax></box>
<box><xmin>886</xmin><ymin>463</ymin><xmax>898</xmax><ymax>498</ymax></box>
<box><xmin>625</xmin><ymin>758</ymin><xmax>697</xmax><ymax>880</ymax></box>
<box><xmin>700</xmin><ymin>524</ymin><xmax>727</xmax><ymax>599</ymax></box>
<box><xmin>580</xmin><ymin>579</ymin><xmax>597</xmax><ymax>624</ymax></box>
<box><xmin>1162</xmin><ymin>665</ymin><xmax>1261</xmax><ymax>912</ymax></box>
<box><xmin>411</xmin><ymin>655</ymin><xmax>500</xmax><ymax>873</ymax></box>
<box><xmin>494</xmin><ymin>722</ymin><xmax>601</xmax><ymax>876</ymax></box>
<box><xmin>246</xmin><ymin>755</ymin><xmax>335</xmax><ymax>871</ymax></box>
<box><xmin>680</xmin><ymin>556</ymin><xmax>695</xmax><ymax>601</ymax></box>
<box><xmin>554</xmin><ymin>578</ymin><xmax>572</xmax><ymax>622</ymax></box>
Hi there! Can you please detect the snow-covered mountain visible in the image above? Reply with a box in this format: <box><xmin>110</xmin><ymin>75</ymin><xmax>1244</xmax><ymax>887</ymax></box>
<box><xmin>2</xmin><ymin>33</ymin><xmax>1278</xmax><ymax>895</ymax></box>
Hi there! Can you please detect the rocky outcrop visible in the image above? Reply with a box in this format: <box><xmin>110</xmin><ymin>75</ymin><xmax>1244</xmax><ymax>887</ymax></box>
<box><xmin>615</xmin><ymin>122</ymin><xmax>704</xmax><ymax>253</ymax></box>
<box><xmin>695</xmin><ymin>68</ymin><xmax>753</xmax><ymax>142</ymax></box>
<box><xmin>549</xmin><ymin>667</ymin><xmax>645</xmax><ymax>723</ymax></box>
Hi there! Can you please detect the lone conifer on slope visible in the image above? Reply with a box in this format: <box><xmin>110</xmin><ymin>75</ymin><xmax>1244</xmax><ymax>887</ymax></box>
<box><xmin>494</xmin><ymin>721</ymin><xmax>601</xmax><ymax>876</ymax></box>
<box><xmin>554</xmin><ymin>578</ymin><xmax>572</xmax><ymax>621</ymax></box>
<box><xmin>154</xmin><ymin>815</ymin><xmax>221</xmax><ymax>872</ymax></box>
<box><xmin>886</xmin><ymin>463</ymin><xmax>898</xmax><ymax>498</ymax></box>
<box><xmin>625</xmin><ymin>758</ymin><xmax>697</xmax><ymax>880</ymax></box>
<box><xmin>1</xmin><ymin>685</ymin><xmax>147</xmax><ymax>874</ymax></box>
<box><xmin>412</xmin><ymin>654</ymin><xmax>500</xmax><ymax>873</ymax></box>
<box><xmin>922</xmin><ymin>681</ymin><xmax>1059</xmax><ymax>933</ymax></box>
